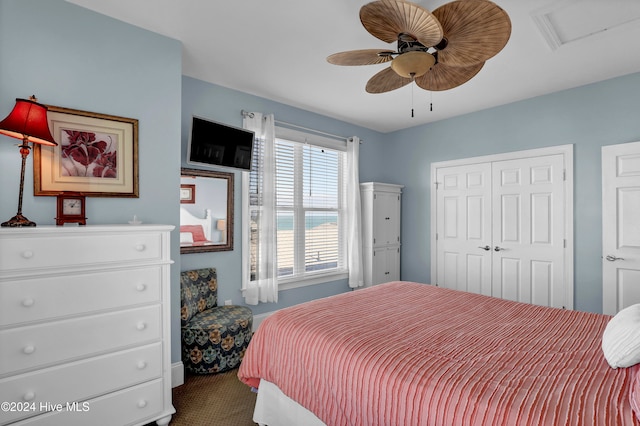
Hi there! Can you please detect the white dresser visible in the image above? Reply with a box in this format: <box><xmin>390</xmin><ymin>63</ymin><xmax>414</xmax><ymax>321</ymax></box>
<box><xmin>360</xmin><ymin>182</ymin><xmax>403</xmax><ymax>287</ymax></box>
<box><xmin>0</xmin><ymin>225</ymin><xmax>175</xmax><ymax>426</ymax></box>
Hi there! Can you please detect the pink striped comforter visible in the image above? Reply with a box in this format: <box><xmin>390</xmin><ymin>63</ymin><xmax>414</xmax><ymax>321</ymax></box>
<box><xmin>238</xmin><ymin>282</ymin><xmax>640</xmax><ymax>425</ymax></box>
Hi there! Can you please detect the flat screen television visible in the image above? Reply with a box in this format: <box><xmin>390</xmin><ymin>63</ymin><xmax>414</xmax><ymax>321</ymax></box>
<box><xmin>187</xmin><ymin>116</ymin><xmax>255</xmax><ymax>171</ymax></box>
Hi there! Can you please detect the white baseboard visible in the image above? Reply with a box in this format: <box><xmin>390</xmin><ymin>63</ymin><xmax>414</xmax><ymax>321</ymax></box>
<box><xmin>253</xmin><ymin>310</ymin><xmax>277</xmax><ymax>331</ymax></box>
<box><xmin>171</xmin><ymin>361</ymin><xmax>184</xmax><ymax>388</ymax></box>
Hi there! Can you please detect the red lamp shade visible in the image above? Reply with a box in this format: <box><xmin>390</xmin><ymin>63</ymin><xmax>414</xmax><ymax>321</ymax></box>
<box><xmin>0</xmin><ymin>98</ymin><xmax>57</xmax><ymax>146</ymax></box>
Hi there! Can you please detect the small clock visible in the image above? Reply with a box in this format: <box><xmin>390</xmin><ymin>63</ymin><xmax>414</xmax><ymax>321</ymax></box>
<box><xmin>56</xmin><ymin>193</ymin><xmax>87</xmax><ymax>226</ymax></box>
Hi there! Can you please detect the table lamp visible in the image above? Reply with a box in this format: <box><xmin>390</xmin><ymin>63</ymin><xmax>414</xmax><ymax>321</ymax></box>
<box><xmin>217</xmin><ymin>219</ymin><xmax>227</xmax><ymax>243</ymax></box>
<box><xmin>0</xmin><ymin>96</ymin><xmax>57</xmax><ymax>227</ymax></box>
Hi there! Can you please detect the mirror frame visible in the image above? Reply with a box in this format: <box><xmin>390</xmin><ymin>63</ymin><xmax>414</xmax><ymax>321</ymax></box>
<box><xmin>180</xmin><ymin>167</ymin><xmax>234</xmax><ymax>254</ymax></box>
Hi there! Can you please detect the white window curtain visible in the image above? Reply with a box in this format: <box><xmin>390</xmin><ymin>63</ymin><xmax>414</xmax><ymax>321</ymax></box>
<box><xmin>242</xmin><ymin>112</ymin><xmax>278</xmax><ymax>305</ymax></box>
<box><xmin>346</xmin><ymin>136</ymin><xmax>364</xmax><ymax>288</ymax></box>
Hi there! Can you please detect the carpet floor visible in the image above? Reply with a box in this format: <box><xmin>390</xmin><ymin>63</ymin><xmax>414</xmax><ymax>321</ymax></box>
<box><xmin>169</xmin><ymin>368</ymin><xmax>257</xmax><ymax>426</ymax></box>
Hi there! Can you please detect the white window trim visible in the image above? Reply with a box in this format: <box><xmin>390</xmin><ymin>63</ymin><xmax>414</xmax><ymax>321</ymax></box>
<box><xmin>279</xmin><ymin>271</ymin><xmax>349</xmax><ymax>291</ymax></box>
<box><xmin>241</xmin><ymin>169</ymin><xmax>251</xmax><ymax>294</ymax></box>
<box><xmin>275</xmin><ymin>126</ymin><xmax>347</xmax><ymax>152</ymax></box>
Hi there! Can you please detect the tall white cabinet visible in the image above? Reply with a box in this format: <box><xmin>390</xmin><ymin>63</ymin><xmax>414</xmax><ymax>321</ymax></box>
<box><xmin>360</xmin><ymin>182</ymin><xmax>403</xmax><ymax>287</ymax></box>
<box><xmin>0</xmin><ymin>225</ymin><xmax>175</xmax><ymax>426</ymax></box>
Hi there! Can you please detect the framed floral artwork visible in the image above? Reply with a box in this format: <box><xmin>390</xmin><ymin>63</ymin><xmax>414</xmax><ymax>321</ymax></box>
<box><xmin>33</xmin><ymin>105</ymin><xmax>139</xmax><ymax>197</ymax></box>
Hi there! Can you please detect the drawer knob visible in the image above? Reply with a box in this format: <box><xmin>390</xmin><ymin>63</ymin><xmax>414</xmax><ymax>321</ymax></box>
<box><xmin>21</xmin><ymin>250</ymin><xmax>34</xmax><ymax>259</ymax></box>
<box><xmin>23</xmin><ymin>391</ymin><xmax>36</xmax><ymax>402</ymax></box>
<box><xmin>137</xmin><ymin>361</ymin><xmax>147</xmax><ymax>370</ymax></box>
<box><xmin>23</xmin><ymin>345</ymin><xmax>36</xmax><ymax>355</ymax></box>
<box><xmin>136</xmin><ymin>283</ymin><xmax>147</xmax><ymax>292</ymax></box>
<box><xmin>135</xmin><ymin>244</ymin><xmax>146</xmax><ymax>252</ymax></box>
<box><xmin>22</xmin><ymin>298</ymin><xmax>35</xmax><ymax>307</ymax></box>
<box><xmin>136</xmin><ymin>322</ymin><xmax>147</xmax><ymax>331</ymax></box>
<box><xmin>137</xmin><ymin>400</ymin><xmax>148</xmax><ymax>409</ymax></box>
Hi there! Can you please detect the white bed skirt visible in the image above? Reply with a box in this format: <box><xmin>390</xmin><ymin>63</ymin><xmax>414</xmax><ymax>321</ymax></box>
<box><xmin>253</xmin><ymin>379</ymin><xmax>326</xmax><ymax>426</ymax></box>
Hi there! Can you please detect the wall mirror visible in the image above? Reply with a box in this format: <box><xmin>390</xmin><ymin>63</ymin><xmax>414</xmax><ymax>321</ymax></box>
<box><xmin>180</xmin><ymin>168</ymin><xmax>234</xmax><ymax>254</ymax></box>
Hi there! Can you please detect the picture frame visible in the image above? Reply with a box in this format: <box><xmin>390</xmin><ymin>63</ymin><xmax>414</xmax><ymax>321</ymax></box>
<box><xmin>180</xmin><ymin>184</ymin><xmax>196</xmax><ymax>204</ymax></box>
<box><xmin>33</xmin><ymin>105</ymin><xmax>139</xmax><ymax>197</ymax></box>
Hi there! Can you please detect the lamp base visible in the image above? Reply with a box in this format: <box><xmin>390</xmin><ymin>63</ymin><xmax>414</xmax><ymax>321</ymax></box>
<box><xmin>1</xmin><ymin>213</ymin><xmax>36</xmax><ymax>227</ymax></box>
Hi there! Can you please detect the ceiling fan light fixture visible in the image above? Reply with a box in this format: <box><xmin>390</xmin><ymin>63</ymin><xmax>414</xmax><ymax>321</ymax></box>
<box><xmin>390</xmin><ymin>51</ymin><xmax>435</xmax><ymax>79</ymax></box>
<box><xmin>328</xmin><ymin>0</ymin><xmax>511</xmax><ymax>93</ymax></box>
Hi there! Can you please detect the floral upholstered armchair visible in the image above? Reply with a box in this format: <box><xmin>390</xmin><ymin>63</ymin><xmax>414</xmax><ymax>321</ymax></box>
<box><xmin>180</xmin><ymin>268</ymin><xmax>253</xmax><ymax>374</ymax></box>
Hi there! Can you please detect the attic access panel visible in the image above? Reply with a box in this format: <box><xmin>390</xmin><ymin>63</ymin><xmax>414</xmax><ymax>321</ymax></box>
<box><xmin>532</xmin><ymin>0</ymin><xmax>640</xmax><ymax>50</ymax></box>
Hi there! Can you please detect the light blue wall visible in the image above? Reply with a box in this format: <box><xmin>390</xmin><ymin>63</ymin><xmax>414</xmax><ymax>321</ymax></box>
<box><xmin>381</xmin><ymin>72</ymin><xmax>640</xmax><ymax>313</ymax></box>
<box><xmin>0</xmin><ymin>0</ymin><xmax>183</xmax><ymax>360</ymax></box>
<box><xmin>3</xmin><ymin>0</ymin><xmax>638</xmax><ymax>368</ymax></box>
<box><xmin>180</xmin><ymin>76</ymin><xmax>387</xmax><ymax>316</ymax></box>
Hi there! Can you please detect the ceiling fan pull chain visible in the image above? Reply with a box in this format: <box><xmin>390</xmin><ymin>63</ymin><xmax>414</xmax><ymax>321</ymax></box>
<box><xmin>411</xmin><ymin>80</ymin><xmax>415</xmax><ymax>118</ymax></box>
<box><xmin>430</xmin><ymin>91</ymin><xmax>433</xmax><ymax>112</ymax></box>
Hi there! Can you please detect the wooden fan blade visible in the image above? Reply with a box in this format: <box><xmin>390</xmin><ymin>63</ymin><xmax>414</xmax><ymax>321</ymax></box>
<box><xmin>366</xmin><ymin>67</ymin><xmax>412</xmax><ymax>93</ymax></box>
<box><xmin>415</xmin><ymin>61</ymin><xmax>484</xmax><ymax>91</ymax></box>
<box><xmin>433</xmin><ymin>0</ymin><xmax>511</xmax><ymax>67</ymax></box>
<box><xmin>360</xmin><ymin>0</ymin><xmax>443</xmax><ymax>47</ymax></box>
<box><xmin>327</xmin><ymin>49</ymin><xmax>395</xmax><ymax>66</ymax></box>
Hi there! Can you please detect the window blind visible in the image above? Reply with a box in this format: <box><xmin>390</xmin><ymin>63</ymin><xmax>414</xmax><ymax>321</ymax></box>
<box><xmin>249</xmin><ymin>133</ymin><xmax>346</xmax><ymax>282</ymax></box>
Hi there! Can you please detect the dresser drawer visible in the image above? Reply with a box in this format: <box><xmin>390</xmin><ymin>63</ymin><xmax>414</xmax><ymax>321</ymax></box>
<box><xmin>0</xmin><ymin>305</ymin><xmax>161</xmax><ymax>377</ymax></box>
<box><xmin>0</xmin><ymin>342</ymin><xmax>163</xmax><ymax>425</ymax></box>
<box><xmin>0</xmin><ymin>231</ymin><xmax>165</xmax><ymax>273</ymax></box>
<box><xmin>0</xmin><ymin>267</ymin><xmax>162</xmax><ymax>327</ymax></box>
<box><xmin>13</xmin><ymin>379</ymin><xmax>170</xmax><ymax>426</ymax></box>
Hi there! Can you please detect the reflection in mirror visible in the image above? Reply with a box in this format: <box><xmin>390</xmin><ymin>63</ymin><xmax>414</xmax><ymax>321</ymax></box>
<box><xmin>180</xmin><ymin>168</ymin><xmax>234</xmax><ymax>254</ymax></box>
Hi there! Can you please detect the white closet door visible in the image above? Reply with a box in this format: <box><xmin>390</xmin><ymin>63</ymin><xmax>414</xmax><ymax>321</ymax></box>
<box><xmin>602</xmin><ymin>141</ymin><xmax>640</xmax><ymax>315</ymax></box>
<box><xmin>432</xmin><ymin>146</ymin><xmax>572</xmax><ymax>309</ymax></box>
<box><xmin>491</xmin><ymin>154</ymin><xmax>565</xmax><ymax>308</ymax></box>
<box><xmin>436</xmin><ymin>163</ymin><xmax>492</xmax><ymax>295</ymax></box>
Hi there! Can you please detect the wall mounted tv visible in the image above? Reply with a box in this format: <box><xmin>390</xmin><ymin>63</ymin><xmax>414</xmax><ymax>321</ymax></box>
<box><xmin>187</xmin><ymin>116</ymin><xmax>255</xmax><ymax>171</ymax></box>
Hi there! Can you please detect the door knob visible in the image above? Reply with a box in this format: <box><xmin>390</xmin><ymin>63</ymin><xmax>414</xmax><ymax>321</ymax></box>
<box><xmin>494</xmin><ymin>246</ymin><xmax>504</xmax><ymax>251</ymax></box>
<box><xmin>478</xmin><ymin>245</ymin><xmax>491</xmax><ymax>251</ymax></box>
<box><xmin>605</xmin><ymin>255</ymin><xmax>624</xmax><ymax>261</ymax></box>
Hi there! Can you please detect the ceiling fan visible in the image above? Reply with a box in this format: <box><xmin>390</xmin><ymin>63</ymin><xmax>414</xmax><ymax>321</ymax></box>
<box><xmin>327</xmin><ymin>0</ymin><xmax>511</xmax><ymax>94</ymax></box>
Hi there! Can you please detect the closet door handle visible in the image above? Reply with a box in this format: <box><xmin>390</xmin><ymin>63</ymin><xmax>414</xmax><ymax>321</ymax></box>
<box><xmin>605</xmin><ymin>255</ymin><xmax>624</xmax><ymax>261</ymax></box>
<box><xmin>494</xmin><ymin>246</ymin><xmax>504</xmax><ymax>252</ymax></box>
<box><xmin>478</xmin><ymin>245</ymin><xmax>491</xmax><ymax>251</ymax></box>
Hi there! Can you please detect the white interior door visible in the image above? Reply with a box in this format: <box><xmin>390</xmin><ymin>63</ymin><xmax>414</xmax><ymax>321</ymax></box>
<box><xmin>436</xmin><ymin>163</ymin><xmax>492</xmax><ymax>295</ymax></box>
<box><xmin>602</xmin><ymin>141</ymin><xmax>640</xmax><ymax>315</ymax></box>
<box><xmin>432</xmin><ymin>145</ymin><xmax>573</xmax><ymax>309</ymax></box>
<box><xmin>491</xmin><ymin>154</ymin><xmax>565</xmax><ymax>308</ymax></box>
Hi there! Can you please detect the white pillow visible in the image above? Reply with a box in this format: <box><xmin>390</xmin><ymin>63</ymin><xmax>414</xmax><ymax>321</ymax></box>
<box><xmin>180</xmin><ymin>232</ymin><xmax>194</xmax><ymax>243</ymax></box>
<box><xmin>602</xmin><ymin>304</ymin><xmax>640</xmax><ymax>369</ymax></box>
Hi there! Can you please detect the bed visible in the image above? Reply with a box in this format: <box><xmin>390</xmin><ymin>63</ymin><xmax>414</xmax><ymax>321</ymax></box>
<box><xmin>238</xmin><ymin>281</ymin><xmax>640</xmax><ymax>426</ymax></box>
<box><xmin>179</xmin><ymin>207</ymin><xmax>213</xmax><ymax>246</ymax></box>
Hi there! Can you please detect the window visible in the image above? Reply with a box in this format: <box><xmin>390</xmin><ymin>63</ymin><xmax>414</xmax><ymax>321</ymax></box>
<box><xmin>247</xmin><ymin>127</ymin><xmax>347</xmax><ymax>287</ymax></box>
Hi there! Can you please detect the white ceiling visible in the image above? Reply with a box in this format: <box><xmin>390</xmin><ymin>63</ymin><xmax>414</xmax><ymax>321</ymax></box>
<box><xmin>66</xmin><ymin>0</ymin><xmax>640</xmax><ymax>133</ymax></box>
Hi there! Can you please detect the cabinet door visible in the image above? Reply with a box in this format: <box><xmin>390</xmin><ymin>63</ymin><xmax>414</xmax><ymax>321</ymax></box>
<box><xmin>386</xmin><ymin>246</ymin><xmax>400</xmax><ymax>282</ymax></box>
<box><xmin>372</xmin><ymin>247</ymin><xmax>388</xmax><ymax>285</ymax></box>
<box><xmin>372</xmin><ymin>246</ymin><xmax>400</xmax><ymax>285</ymax></box>
<box><xmin>373</xmin><ymin>192</ymin><xmax>400</xmax><ymax>246</ymax></box>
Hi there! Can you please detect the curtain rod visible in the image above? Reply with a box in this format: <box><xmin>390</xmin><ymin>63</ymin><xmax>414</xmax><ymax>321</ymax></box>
<box><xmin>241</xmin><ymin>110</ymin><xmax>362</xmax><ymax>143</ymax></box>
